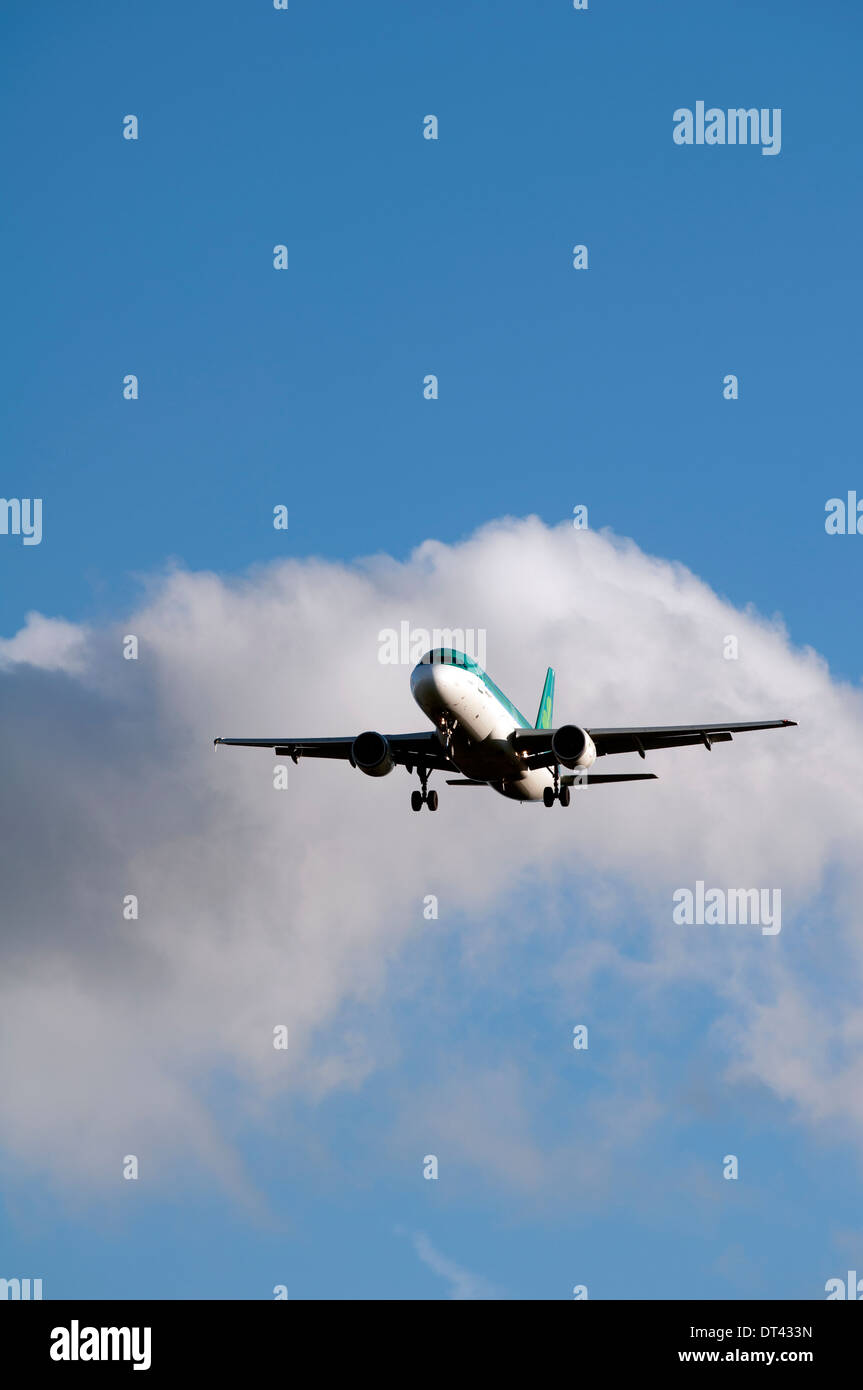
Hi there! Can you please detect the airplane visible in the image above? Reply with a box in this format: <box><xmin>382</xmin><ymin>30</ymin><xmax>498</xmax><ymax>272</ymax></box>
<box><xmin>214</xmin><ymin>647</ymin><xmax>797</xmax><ymax>811</ymax></box>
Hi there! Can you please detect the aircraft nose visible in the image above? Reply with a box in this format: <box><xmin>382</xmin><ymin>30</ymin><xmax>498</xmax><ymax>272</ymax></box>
<box><xmin>410</xmin><ymin>660</ymin><xmax>436</xmax><ymax>697</ymax></box>
<box><xmin>411</xmin><ymin>658</ymin><xmax>465</xmax><ymax>711</ymax></box>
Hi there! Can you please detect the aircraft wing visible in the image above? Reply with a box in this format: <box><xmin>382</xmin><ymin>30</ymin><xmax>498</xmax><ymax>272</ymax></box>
<box><xmin>213</xmin><ymin>731</ymin><xmax>452</xmax><ymax>771</ymax></box>
<box><xmin>510</xmin><ymin>718</ymin><xmax>796</xmax><ymax>766</ymax></box>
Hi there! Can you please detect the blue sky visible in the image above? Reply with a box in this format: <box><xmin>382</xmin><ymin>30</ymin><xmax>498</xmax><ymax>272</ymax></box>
<box><xmin>2</xmin><ymin>0</ymin><xmax>862</xmax><ymax>1300</ymax></box>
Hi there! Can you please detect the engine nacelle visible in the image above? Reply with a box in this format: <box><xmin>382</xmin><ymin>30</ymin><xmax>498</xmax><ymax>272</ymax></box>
<box><xmin>551</xmin><ymin>724</ymin><xmax>597</xmax><ymax>770</ymax></box>
<box><xmin>352</xmin><ymin>730</ymin><xmax>395</xmax><ymax>777</ymax></box>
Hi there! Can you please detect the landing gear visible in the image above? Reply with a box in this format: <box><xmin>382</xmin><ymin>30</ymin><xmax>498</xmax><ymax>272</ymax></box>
<box><xmin>544</xmin><ymin>769</ymin><xmax>570</xmax><ymax>807</ymax></box>
<box><xmin>410</xmin><ymin>765</ymin><xmax>438</xmax><ymax>812</ymax></box>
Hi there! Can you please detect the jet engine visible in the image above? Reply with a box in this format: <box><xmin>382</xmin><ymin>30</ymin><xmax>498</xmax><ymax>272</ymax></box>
<box><xmin>352</xmin><ymin>730</ymin><xmax>395</xmax><ymax>777</ymax></box>
<box><xmin>551</xmin><ymin>724</ymin><xmax>597</xmax><ymax>770</ymax></box>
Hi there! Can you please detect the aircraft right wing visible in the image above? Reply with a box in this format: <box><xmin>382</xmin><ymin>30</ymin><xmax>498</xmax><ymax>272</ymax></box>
<box><xmin>214</xmin><ymin>731</ymin><xmax>453</xmax><ymax>771</ymax></box>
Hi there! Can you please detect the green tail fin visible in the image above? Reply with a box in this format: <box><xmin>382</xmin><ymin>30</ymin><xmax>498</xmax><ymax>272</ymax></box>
<box><xmin>535</xmin><ymin>667</ymin><xmax>555</xmax><ymax>729</ymax></box>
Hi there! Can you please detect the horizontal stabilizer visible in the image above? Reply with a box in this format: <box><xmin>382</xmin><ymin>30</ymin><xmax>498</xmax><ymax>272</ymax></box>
<box><xmin>562</xmin><ymin>772</ymin><xmax>658</xmax><ymax>787</ymax></box>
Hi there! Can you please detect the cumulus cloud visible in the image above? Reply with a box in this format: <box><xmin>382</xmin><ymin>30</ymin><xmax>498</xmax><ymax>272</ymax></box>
<box><xmin>0</xmin><ymin>516</ymin><xmax>861</xmax><ymax>1198</ymax></box>
<box><xmin>0</xmin><ymin>611</ymin><xmax>88</xmax><ymax>673</ymax></box>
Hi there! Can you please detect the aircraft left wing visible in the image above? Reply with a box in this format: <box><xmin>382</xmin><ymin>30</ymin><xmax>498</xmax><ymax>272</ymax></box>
<box><xmin>214</xmin><ymin>731</ymin><xmax>453</xmax><ymax>771</ymax></box>
<box><xmin>510</xmin><ymin>718</ymin><xmax>796</xmax><ymax>767</ymax></box>
<box><xmin>586</xmin><ymin>718</ymin><xmax>796</xmax><ymax>757</ymax></box>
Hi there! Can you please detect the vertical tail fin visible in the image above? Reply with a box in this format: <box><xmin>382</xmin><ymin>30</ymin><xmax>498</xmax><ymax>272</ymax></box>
<box><xmin>535</xmin><ymin>667</ymin><xmax>555</xmax><ymax>729</ymax></box>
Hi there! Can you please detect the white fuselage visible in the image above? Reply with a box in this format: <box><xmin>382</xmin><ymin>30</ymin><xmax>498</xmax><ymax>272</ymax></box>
<box><xmin>410</xmin><ymin>660</ymin><xmax>555</xmax><ymax>802</ymax></box>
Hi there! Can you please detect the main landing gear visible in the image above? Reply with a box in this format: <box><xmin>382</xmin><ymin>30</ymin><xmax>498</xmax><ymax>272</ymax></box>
<box><xmin>543</xmin><ymin>769</ymin><xmax>570</xmax><ymax>808</ymax></box>
<box><xmin>543</xmin><ymin>786</ymin><xmax>570</xmax><ymax>807</ymax></box>
<box><xmin>411</xmin><ymin>766</ymin><xmax>438</xmax><ymax>812</ymax></box>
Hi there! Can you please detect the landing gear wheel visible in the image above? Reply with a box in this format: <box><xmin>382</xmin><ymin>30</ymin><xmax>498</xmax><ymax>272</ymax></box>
<box><xmin>411</xmin><ymin>789</ymin><xmax>423</xmax><ymax>812</ymax></box>
<box><xmin>559</xmin><ymin>786</ymin><xmax>571</xmax><ymax>807</ymax></box>
<box><xmin>543</xmin><ymin>787</ymin><xmax>555</xmax><ymax>808</ymax></box>
<box><xmin>427</xmin><ymin>789</ymin><xmax>439</xmax><ymax>812</ymax></box>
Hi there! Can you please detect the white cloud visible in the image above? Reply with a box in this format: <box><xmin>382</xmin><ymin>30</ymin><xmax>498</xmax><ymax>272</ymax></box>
<box><xmin>0</xmin><ymin>516</ymin><xmax>861</xmax><ymax>1197</ymax></box>
<box><xmin>0</xmin><ymin>611</ymin><xmax>87</xmax><ymax>672</ymax></box>
<box><xmin>411</xmin><ymin>1231</ymin><xmax>503</xmax><ymax>1300</ymax></box>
